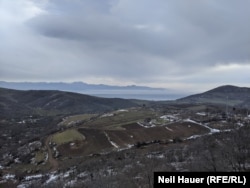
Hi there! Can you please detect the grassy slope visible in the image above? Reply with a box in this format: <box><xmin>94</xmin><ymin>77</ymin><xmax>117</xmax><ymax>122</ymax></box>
<box><xmin>52</xmin><ymin>129</ymin><xmax>85</xmax><ymax>145</ymax></box>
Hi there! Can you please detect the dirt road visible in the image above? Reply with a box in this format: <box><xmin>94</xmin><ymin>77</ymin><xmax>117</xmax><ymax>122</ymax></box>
<box><xmin>45</xmin><ymin>135</ymin><xmax>59</xmax><ymax>171</ymax></box>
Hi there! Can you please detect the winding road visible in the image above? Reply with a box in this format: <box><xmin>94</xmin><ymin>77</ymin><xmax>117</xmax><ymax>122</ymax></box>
<box><xmin>45</xmin><ymin>135</ymin><xmax>59</xmax><ymax>171</ymax></box>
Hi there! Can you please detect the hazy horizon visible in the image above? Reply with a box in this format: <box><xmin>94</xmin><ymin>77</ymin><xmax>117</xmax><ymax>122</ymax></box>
<box><xmin>0</xmin><ymin>80</ymin><xmax>190</xmax><ymax>100</ymax></box>
<box><xmin>1</xmin><ymin>0</ymin><xmax>250</xmax><ymax>93</ymax></box>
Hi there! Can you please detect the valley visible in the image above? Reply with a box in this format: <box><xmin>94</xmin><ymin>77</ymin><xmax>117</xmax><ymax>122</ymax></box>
<box><xmin>0</xmin><ymin>86</ymin><xmax>250</xmax><ymax>187</ymax></box>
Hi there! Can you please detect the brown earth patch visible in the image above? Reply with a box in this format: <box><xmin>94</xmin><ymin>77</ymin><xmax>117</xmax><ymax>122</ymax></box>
<box><xmin>57</xmin><ymin>122</ymin><xmax>210</xmax><ymax>157</ymax></box>
<box><xmin>167</xmin><ymin>122</ymin><xmax>209</xmax><ymax>137</ymax></box>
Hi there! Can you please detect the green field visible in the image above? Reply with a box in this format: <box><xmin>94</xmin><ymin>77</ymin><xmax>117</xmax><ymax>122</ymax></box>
<box><xmin>52</xmin><ymin>129</ymin><xmax>85</xmax><ymax>145</ymax></box>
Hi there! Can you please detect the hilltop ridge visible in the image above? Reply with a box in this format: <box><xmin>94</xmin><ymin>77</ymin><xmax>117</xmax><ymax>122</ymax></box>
<box><xmin>0</xmin><ymin>87</ymin><xmax>138</xmax><ymax>118</ymax></box>
<box><xmin>177</xmin><ymin>85</ymin><xmax>250</xmax><ymax>108</ymax></box>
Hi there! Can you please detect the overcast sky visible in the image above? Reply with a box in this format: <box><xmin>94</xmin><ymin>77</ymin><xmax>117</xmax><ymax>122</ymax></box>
<box><xmin>0</xmin><ymin>0</ymin><xmax>250</xmax><ymax>93</ymax></box>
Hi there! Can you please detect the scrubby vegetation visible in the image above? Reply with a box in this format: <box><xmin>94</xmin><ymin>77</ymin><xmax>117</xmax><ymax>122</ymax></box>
<box><xmin>1</xmin><ymin>87</ymin><xmax>250</xmax><ymax>187</ymax></box>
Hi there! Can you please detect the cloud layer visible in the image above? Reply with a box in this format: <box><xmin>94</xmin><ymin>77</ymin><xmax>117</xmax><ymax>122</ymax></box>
<box><xmin>1</xmin><ymin>0</ymin><xmax>250</xmax><ymax>92</ymax></box>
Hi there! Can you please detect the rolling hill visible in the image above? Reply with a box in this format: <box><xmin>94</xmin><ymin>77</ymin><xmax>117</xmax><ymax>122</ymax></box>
<box><xmin>177</xmin><ymin>85</ymin><xmax>250</xmax><ymax>108</ymax></box>
<box><xmin>1</xmin><ymin>85</ymin><xmax>250</xmax><ymax>118</ymax></box>
<box><xmin>1</xmin><ymin>85</ymin><xmax>250</xmax><ymax>187</ymax></box>
<box><xmin>0</xmin><ymin>87</ymin><xmax>139</xmax><ymax>118</ymax></box>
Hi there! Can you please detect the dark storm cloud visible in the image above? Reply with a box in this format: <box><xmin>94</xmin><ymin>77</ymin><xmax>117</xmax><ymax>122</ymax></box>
<box><xmin>1</xmin><ymin>0</ymin><xmax>250</xmax><ymax>91</ymax></box>
<box><xmin>30</xmin><ymin>0</ymin><xmax>250</xmax><ymax>64</ymax></box>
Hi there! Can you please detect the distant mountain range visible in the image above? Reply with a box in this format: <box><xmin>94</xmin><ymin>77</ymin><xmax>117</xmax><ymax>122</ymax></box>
<box><xmin>0</xmin><ymin>81</ymin><xmax>164</xmax><ymax>92</ymax></box>
<box><xmin>177</xmin><ymin>85</ymin><xmax>250</xmax><ymax>109</ymax></box>
<box><xmin>0</xmin><ymin>81</ymin><xmax>181</xmax><ymax>100</ymax></box>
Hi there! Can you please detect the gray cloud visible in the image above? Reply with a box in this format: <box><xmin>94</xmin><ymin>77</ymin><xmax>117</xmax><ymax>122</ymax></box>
<box><xmin>0</xmin><ymin>0</ymin><xmax>250</xmax><ymax>92</ymax></box>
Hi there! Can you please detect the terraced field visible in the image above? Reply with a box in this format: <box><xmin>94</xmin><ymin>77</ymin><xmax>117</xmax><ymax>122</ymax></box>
<box><xmin>54</xmin><ymin>108</ymin><xmax>210</xmax><ymax>158</ymax></box>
